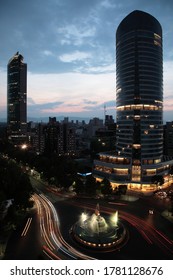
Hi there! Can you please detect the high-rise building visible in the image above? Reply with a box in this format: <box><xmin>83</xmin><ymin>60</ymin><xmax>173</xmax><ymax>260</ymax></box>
<box><xmin>116</xmin><ymin>10</ymin><xmax>163</xmax><ymax>165</ymax></box>
<box><xmin>7</xmin><ymin>52</ymin><xmax>27</xmax><ymax>143</ymax></box>
<box><xmin>43</xmin><ymin>117</ymin><xmax>76</xmax><ymax>156</ymax></box>
<box><xmin>93</xmin><ymin>10</ymin><xmax>173</xmax><ymax>190</ymax></box>
<box><xmin>164</xmin><ymin>122</ymin><xmax>173</xmax><ymax>156</ymax></box>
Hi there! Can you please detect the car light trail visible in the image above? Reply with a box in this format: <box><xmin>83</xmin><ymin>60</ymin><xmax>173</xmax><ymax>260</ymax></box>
<box><xmin>68</xmin><ymin>200</ymin><xmax>173</xmax><ymax>258</ymax></box>
<box><xmin>140</xmin><ymin>230</ymin><xmax>153</xmax><ymax>244</ymax></box>
<box><xmin>40</xmin><ymin>220</ymin><xmax>55</xmax><ymax>251</ymax></box>
<box><xmin>32</xmin><ymin>193</ymin><xmax>95</xmax><ymax>260</ymax></box>
<box><xmin>21</xmin><ymin>218</ymin><xmax>32</xmax><ymax>237</ymax></box>
<box><xmin>42</xmin><ymin>245</ymin><xmax>61</xmax><ymax>260</ymax></box>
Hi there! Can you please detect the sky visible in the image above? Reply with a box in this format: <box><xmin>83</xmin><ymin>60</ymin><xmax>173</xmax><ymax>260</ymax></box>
<box><xmin>0</xmin><ymin>0</ymin><xmax>173</xmax><ymax>122</ymax></box>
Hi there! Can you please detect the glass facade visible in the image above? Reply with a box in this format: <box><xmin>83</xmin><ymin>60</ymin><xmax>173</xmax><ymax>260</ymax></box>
<box><xmin>93</xmin><ymin>10</ymin><xmax>173</xmax><ymax>189</ymax></box>
<box><xmin>116</xmin><ymin>11</ymin><xmax>163</xmax><ymax>164</ymax></box>
<box><xmin>7</xmin><ymin>52</ymin><xmax>27</xmax><ymax>138</ymax></box>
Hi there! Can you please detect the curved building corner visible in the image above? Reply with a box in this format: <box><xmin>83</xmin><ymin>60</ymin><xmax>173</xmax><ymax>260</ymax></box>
<box><xmin>93</xmin><ymin>10</ymin><xmax>173</xmax><ymax>191</ymax></box>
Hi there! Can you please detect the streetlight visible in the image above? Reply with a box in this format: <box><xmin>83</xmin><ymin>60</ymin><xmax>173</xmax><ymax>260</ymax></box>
<box><xmin>21</xmin><ymin>144</ymin><xmax>27</xmax><ymax>150</ymax></box>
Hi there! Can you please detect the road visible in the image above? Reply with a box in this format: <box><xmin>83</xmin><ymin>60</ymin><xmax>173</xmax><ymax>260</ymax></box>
<box><xmin>53</xmin><ymin>198</ymin><xmax>173</xmax><ymax>260</ymax></box>
<box><xmin>3</xmin><ymin>177</ymin><xmax>173</xmax><ymax>260</ymax></box>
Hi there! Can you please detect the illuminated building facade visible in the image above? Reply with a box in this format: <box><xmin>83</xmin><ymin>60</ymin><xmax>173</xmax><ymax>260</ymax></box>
<box><xmin>7</xmin><ymin>52</ymin><xmax>27</xmax><ymax>143</ymax></box>
<box><xmin>93</xmin><ymin>11</ymin><xmax>173</xmax><ymax>190</ymax></box>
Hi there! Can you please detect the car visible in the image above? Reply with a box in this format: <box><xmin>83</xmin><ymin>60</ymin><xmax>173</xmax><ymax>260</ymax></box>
<box><xmin>155</xmin><ymin>191</ymin><xmax>167</xmax><ymax>199</ymax></box>
<box><xmin>149</xmin><ymin>209</ymin><xmax>154</xmax><ymax>214</ymax></box>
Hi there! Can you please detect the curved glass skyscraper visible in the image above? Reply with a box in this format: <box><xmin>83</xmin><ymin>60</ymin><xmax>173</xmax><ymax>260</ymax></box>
<box><xmin>116</xmin><ymin>10</ymin><xmax>163</xmax><ymax>182</ymax></box>
<box><xmin>93</xmin><ymin>10</ymin><xmax>173</xmax><ymax>190</ymax></box>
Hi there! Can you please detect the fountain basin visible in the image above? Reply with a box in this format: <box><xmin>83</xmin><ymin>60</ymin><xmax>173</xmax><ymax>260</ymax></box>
<box><xmin>71</xmin><ymin>206</ymin><xmax>127</xmax><ymax>251</ymax></box>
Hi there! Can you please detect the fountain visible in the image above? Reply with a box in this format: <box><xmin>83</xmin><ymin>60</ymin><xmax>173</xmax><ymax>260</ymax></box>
<box><xmin>84</xmin><ymin>204</ymin><xmax>108</xmax><ymax>234</ymax></box>
<box><xmin>71</xmin><ymin>204</ymin><xmax>127</xmax><ymax>250</ymax></box>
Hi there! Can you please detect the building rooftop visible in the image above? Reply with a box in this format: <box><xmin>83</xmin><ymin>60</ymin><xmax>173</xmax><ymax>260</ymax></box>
<box><xmin>116</xmin><ymin>10</ymin><xmax>162</xmax><ymax>39</ymax></box>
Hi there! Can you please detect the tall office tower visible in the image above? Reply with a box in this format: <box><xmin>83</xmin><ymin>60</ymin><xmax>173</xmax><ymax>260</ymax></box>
<box><xmin>116</xmin><ymin>10</ymin><xmax>163</xmax><ymax>181</ymax></box>
<box><xmin>7</xmin><ymin>52</ymin><xmax>27</xmax><ymax>143</ymax></box>
<box><xmin>93</xmin><ymin>11</ymin><xmax>173</xmax><ymax>190</ymax></box>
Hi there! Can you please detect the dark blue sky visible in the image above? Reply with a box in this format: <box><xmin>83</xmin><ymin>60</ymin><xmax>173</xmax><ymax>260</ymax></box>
<box><xmin>0</xmin><ymin>0</ymin><xmax>173</xmax><ymax>121</ymax></box>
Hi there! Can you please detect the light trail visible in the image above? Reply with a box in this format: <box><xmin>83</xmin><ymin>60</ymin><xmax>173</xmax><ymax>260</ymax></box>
<box><xmin>108</xmin><ymin>202</ymin><xmax>127</xmax><ymax>206</ymax></box>
<box><xmin>32</xmin><ymin>189</ymin><xmax>173</xmax><ymax>259</ymax></box>
<box><xmin>32</xmin><ymin>193</ymin><xmax>95</xmax><ymax>260</ymax></box>
<box><xmin>140</xmin><ymin>230</ymin><xmax>153</xmax><ymax>244</ymax></box>
<box><xmin>42</xmin><ymin>245</ymin><xmax>61</xmax><ymax>260</ymax></box>
<box><xmin>40</xmin><ymin>220</ymin><xmax>55</xmax><ymax>251</ymax></box>
<box><xmin>21</xmin><ymin>218</ymin><xmax>32</xmax><ymax>237</ymax></box>
<box><xmin>69</xmin><ymin>200</ymin><xmax>173</xmax><ymax>257</ymax></box>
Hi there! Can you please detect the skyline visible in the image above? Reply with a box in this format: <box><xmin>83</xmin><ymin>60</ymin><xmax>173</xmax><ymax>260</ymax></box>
<box><xmin>0</xmin><ymin>0</ymin><xmax>173</xmax><ymax>121</ymax></box>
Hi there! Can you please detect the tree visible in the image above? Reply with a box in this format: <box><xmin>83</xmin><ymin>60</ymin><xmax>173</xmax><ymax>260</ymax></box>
<box><xmin>85</xmin><ymin>175</ymin><xmax>97</xmax><ymax>196</ymax></box>
<box><xmin>169</xmin><ymin>166</ymin><xmax>173</xmax><ymax>175</ymax></box>
<box><xmin>117</xmin><ymin>184</ymin><xmax>127</xmax><ymax>195</ymax></box>
<box><xmin>0</xmin><ymin>157</ymin><xmax>33</xmax><ymax>210</ymax></box>
<box><xmin>73</xmin><ymin>177</ymin><xmax>84</xmax><ymax>194</ymax></box>
<box><xmin>101</xmin><ymin>177</ymin><xmax>112</xmax><ymax>195</ymax></box>
<box><xmin>151</xmin><ymin>175</ymin><xmax>164</xmax><ymax>189</ymax></box>
<box><xmin>13</xmin><ymin>173</ymin><xmax>33</xmax><ymax>209</ymax></box>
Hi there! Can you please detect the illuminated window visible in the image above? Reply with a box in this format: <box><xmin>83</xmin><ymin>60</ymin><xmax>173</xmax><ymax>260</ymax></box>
<box><xmin>117</xmin><ymin>104</ymin><xmax>161</xmax><ymax>111</ymax></box>
<box><xmin>154</xmin><ymin>33</ymin><xmax>161</xmax><ymax>40</ymax></box>
<box><xmin>134</xmin><ymin>115</ymin><xmax>140</xmax><ymax>120</ymax></box>
<box><xmin>133</xmin><ymin>144</ymin><xmax>141</xmax><ymax>149</ymax></box>
<box><xmin>113</xmin><ymin>168</ymin><xmax>128</xmax><ymax>175</ymax></box>
<box><xmin>154</xmin><ymin>159</ymin><xmax>161</xmax><ymax>164</ymax></box>
<box><xmin>154</xmin><ymin>40</ymin><xmax>161</xmax><ymax>47</ymax></box>
<box><xmin>116</xmin><ymin>88</ymin><xmax>122</xmax><ymax>93</ymax></box>
<box><xmin>146</xmin><ymin>169</ymin><xmax>156</xmax><ymax>176</ymax></box>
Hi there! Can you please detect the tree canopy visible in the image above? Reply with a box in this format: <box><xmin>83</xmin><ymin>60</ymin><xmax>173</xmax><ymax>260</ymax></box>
<box><xmin>0</xmin><ymin>157</ymin><xmax>33</xmax><ymax>209</ymax></box>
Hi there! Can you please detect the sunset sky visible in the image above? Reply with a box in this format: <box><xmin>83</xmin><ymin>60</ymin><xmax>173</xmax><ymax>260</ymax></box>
<box><xmin>0</xmin><ymin>0</ymin><xmax>173</xmax><ymax>122</ymax></box>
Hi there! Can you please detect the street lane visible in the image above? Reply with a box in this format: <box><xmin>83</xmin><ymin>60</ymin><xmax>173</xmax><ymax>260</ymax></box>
<box><xmin>4</xmin><ymin>176</ymin><xmax>173</xmax><ymax>260</ymax></box>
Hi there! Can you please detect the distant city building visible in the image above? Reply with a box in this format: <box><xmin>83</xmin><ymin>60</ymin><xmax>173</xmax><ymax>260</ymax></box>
<box><xmin>32</xmin><ymin>122</ymin><xmax>45</xmax><ymax>155</ymax></box>
<box><xmin>88</xmin><ymin>118</ymin><xmax>104</xmax><ymax>138</ymax></box>
<box><xmin>44</xmin><ymin>117</ymin><xmax>63</xmax><ymax>155</ymax></box>
<box><xmin>105</xmin><ymin>115</ymin><xmax>115</xmax><ymax>129</ymax></box>
<box><xmin>164</xmin><ymin>122</ymin><xmax>173</xmax><ymax>156</ymax></box>
<box><xmin>7</xmin><ymin>52</ymin><xmax>27</xmax><ymax>143</ymax></box>
<box><xmin>35</xmin><ymin>117</ymin><xmax>76</xmax><ymax>156</ymax></box>
<box><xmin>93</xmin><ymin>10</ymin><xmax>173</xmax><ymax>190</ymax></box>
<box><xmin>90</xmin><ymin>115</ymin><xmax>116</xmax><ymax>154</ymax></box>
<box><xmin>62</xmin><ymin>122</ymin><xmax>76</xmax><ymax>155</ymax></box>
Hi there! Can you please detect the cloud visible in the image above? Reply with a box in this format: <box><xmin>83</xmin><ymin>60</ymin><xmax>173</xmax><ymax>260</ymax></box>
<box><xmin>164</xmin><ymin>95</ymin><xmax>173</xmax><ymax>100</ymax></box>
<box><xmin>83</xmin><ymin>99</ymin><xmax>98</xmax><ymax>105</ymax></box>
<box><xmin>83</xmin><ymin>99</ymin><xmax>115</xmax><ymax>111</ymax></box>
<box><xmin>104</xmin><ymin>100</ymin><xmax>116</xmax><ymax>108</ymax></box>
<box><xmin>163</xmin><ymin>60</ymin><xmax>173</xmax><ymax>101</ymax></box>
<box><xmin>57</xmin><ymin>24</ymin><xmax>96</xmax><ymax>46</ymax></box>
<box><xmin>100</xmin><ymin>0</ymin><xmax>119</xmax><ymax>9</ymax></box>
<box><xmin>42</xmin><ymin>50</ymin><xmax>54</xmax><ymax>56</ymax></box>
<box><xmin>77</xmin><ymin>63</ymin><xmax>115</xmax><ymax>74</ymax></box>
<box><xmin>26</xmin><ymin>70</ymin><xmax>115</xmax><ymax>117</ymax></box>
<box><xmin>27</xmin><ymin>97</ymin><xmax>36</xmax><ymax>105</ymax></box>
<box><xmin>28</xmin><ymin>100</ymin><xmax>64</xmax><ymax>117</ymax></box>
<box><xmin>29</xmin><ymin>101</ymin><xmax>63</xmax><ymax>109</ymax></box>
<box><xmin>59</xmin><ymin>51</ymin><xmax>92</xmax><ymax>63</ymax></box>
